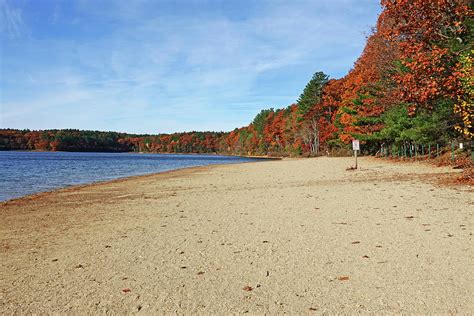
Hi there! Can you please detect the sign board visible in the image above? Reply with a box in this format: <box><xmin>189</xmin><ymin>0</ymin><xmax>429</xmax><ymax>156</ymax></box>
<box><xmin>352</xmin><ymin>139</ymin><xmax>360</xmax><ymax>151</ymax></box>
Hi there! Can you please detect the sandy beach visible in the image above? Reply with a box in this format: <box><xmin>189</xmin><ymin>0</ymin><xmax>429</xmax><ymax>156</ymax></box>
<box><xmin>0</xmin><ymin>157</ymin><xmax>472</xmax><ymax>314</ymax></box>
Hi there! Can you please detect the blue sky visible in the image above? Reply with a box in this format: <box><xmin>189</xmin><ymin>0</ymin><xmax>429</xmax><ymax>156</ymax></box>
<box><xmin>1</xmin><ymin>0</ymin><xmax>381</xmax><ymax>134</ymax></box>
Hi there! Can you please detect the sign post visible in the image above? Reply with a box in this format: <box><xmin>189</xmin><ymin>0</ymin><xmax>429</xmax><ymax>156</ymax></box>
<box><xmin>352</xmin><ymin>139</ymin><xmax>360</xmax><ymax>169</ymax></box>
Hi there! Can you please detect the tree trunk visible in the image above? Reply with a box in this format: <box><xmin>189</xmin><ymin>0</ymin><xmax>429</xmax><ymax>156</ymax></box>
<box><xmin>311</xmin><ymin>118</ymin><xmax>319</xmax><ymax>155</ymax></box>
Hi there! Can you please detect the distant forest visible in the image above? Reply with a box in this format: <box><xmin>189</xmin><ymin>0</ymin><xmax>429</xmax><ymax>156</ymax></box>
<box><xmin>0</xmin><ymin>129</ymin><xmax>226</xmax><ymax>153</ymax></box>
<box><xmin>1</xmin><ymin>1</ymin><xmax>472</xmax><ymax>156</ymax></box>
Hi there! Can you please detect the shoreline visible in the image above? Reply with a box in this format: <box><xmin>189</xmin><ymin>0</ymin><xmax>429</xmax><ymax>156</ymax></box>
<box><xmin>1</xmin><ymin>151</ymin><xmax>281</xmax><ymax>204</ymax></box>
<box><xmin>1</xmin><ymin>157</ymin><xmax>472</xmax><ymax>313</ymax></box>
<box><xmin>0</xmin><ymin>149</ymin><xmax>283</xmax><ymax>160</ymax></box>
<box><xmin>0</xmin><ymin>158</ymin><xmax>274</xmax><ymax>205</ymax></box>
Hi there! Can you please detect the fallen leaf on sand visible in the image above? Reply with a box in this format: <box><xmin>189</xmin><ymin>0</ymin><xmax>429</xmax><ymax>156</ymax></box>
<box><xmin>243</xmin><ymin>286</ymin><xmax>253</xmax><ymax>291</ymax></box>
<box><xmin>122</xmin><ymin>288</ymin><xmax>131</xmax><ymax>293</ymax></box>
<box><xmin>197</xmin><ymin>271</ymin><xmax>205</xmax><ymax>275</ymax></box>
<box><xmin>338</xmin><ymin>276</ymin><xmax>349</xmax><ymax>281</ymax></box>
<box><xmin>362</xmin><ymin>255</ymin><xmax>369</xmax><ymax>258</ymax></box>
<box><xmin>351</xmin><ymin>241</ymin><xmax>360</xmax><ymax>244</ymax></box>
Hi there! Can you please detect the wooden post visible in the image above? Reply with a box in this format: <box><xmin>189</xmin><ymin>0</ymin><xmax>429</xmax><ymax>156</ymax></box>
<box><xmin>355</xmin><ymin>149</ymin><xmax>358</xmax><ymax>169</ymax></box>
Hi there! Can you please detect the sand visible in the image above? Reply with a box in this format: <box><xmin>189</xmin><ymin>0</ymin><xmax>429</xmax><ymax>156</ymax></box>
<box><xmin>0</xmin><ymin>157</ymin><xmax>472</xmax><ymax>314</ymax></box>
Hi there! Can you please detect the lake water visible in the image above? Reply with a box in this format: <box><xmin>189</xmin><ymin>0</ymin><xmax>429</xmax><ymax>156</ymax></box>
<box><xmin>0</xmin><ymin>151</ymin><xmax>261</xmax><ymax>201</ymax></box>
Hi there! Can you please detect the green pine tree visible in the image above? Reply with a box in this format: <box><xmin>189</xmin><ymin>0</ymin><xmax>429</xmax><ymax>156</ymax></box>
<box><xmin>297</xmin><ymin>71</ymin><xmax>329</xmax><ymax>116</ymax></box>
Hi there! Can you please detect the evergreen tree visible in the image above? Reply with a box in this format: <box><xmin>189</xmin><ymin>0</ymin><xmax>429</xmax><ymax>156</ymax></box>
<box><xmin>297</xmin><ymin>71</ymin><xmax>329</xmax><ymax>116</ymax></box>
<box><xmin>252</xmin><ymin>108</ymin><xmax>273</xmax><ymax>136</ymax></box>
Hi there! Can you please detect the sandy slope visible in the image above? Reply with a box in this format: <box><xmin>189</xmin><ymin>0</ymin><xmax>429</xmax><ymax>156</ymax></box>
<box><xmin>0</xmin><ymin>157</ymin><xmax>472</xmax><ymax>314</ymax></box>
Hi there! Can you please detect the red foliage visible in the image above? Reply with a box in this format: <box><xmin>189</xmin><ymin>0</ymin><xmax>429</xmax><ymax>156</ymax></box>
<box><xmin>379</xmin><ymin>0</ymin><xmax>470</xmax><ymax>113</ymax></box>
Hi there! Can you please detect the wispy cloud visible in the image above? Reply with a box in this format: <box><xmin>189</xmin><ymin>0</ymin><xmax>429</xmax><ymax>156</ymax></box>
<box><xmin>1</xmin><ymin>0</ymin><xmax>381</xmax><ymax>133</ymax></box>
<box><xmin>0</xmin><ymin>0</ymin><xmax>26</xmax><ymax>38</ymax></box>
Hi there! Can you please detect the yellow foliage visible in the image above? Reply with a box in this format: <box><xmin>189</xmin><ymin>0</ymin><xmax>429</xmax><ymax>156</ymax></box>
<box><xmin>453</xmin><ymin>50</ymin><xmax>473</xmax><ymax>138</ymax></box>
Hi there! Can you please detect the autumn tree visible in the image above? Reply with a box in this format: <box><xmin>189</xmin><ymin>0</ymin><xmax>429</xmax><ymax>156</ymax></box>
<box><xmin>380</xmin><ymin>0</ymin><xmax>473</xmax><ymax>140</ymax></box>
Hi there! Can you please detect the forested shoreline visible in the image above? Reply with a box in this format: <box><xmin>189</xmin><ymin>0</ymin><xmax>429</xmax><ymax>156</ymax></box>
<box><xmin>0</xmin><ymin>129</ymin><xmax>226</xmax><ymax>153</ymax></box>
<box><xmin>2</xmin><ymin>1</ymin><xmax>472</xmax><ymax>157</ymax></box>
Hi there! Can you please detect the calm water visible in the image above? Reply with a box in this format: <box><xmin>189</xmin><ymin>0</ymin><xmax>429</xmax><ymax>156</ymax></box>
<box><xmin>0</xmin><ymin>151</ymin><xmax>261</xmax><ymax>201</ymax></box>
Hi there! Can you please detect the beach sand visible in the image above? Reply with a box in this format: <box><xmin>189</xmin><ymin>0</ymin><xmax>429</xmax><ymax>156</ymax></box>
<box><xmin>0</xmin><ymin>157</ymin><xmax>472</xmax><ymax>314</ymax></box>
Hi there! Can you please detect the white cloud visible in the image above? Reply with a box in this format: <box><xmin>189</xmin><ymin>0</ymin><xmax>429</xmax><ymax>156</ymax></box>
<box><xmin>0</xmin><ymin>0</ymin><xmax>26</xmax><ymax>38</ymax></box>
<box><xmin>1</xmin><ymin>0</ymin><xmax>381</xmax><ymax>133</ymax></box>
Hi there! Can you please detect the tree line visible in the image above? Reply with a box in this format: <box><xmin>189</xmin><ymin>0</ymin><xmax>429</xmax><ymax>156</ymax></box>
<box><xmin>1</xmin><ymin>1</ymin><xmax>472</xmax><ymax>156</ymax></box>
<box><xmin>0</xmin><ymin>129</ymin><xmax>226</xmax><ymax>153</ymax></box>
